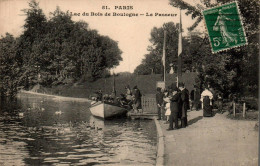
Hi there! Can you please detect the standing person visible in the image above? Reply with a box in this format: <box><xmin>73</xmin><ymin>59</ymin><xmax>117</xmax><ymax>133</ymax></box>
<box><xmin>125</xmin><ymin>85</ymin><xmax>133</xmax><ymax>108</ymax></box>
<box><xmin>201</xmin><ymin>86</ymin><xmax>213</xmax><ymax>117</ymax></box>
<box><xmin>156</xmin><ymin>87</ymin><xmax>164</xmax><ymax>120</ymax></box>
<box><xmin>125</xmin><ymin>85</ymin><xmax>132</xmax><ymax>101</ymax></box>
<box><xmin>161</xmin><ymin>89</ymin><xmax>168</xmax><ymax>120</ymax></box>
<box><xmin>194</xmin><ymin>86</ymin><xmax>201</xmax><ymax>111</ymax></box>
<box><xmin>190</xmin><ymin>89</ymin><xmax>195</xmax><ymax>111</ymax></box>
<box><xmin>217</xmin><ymin>92</ymin><xmax>224</xmax><ymax>113</ymax></box>
<box><xmin>132</xmin><ymin>86</ymin><xmax>142</xmax><ymax>113</ymax></box>
<box><xmin>163</xmin><ymin>96</ymin><xmax>171</xmax><ymax>123</ymax></box>
<box><xmin>167</xmin><ymin>86</ymin><xmax>180</xmax><ymax>130</ymax></box>
<box><xmin>179</xmin><ymin>82</ymin><xmax>189</xmax><ymax>128</ymax></box>
<box><xmin>209</xmin><ymin>86</ymin><xmax>216</xmax><ymax>108</ymax></box>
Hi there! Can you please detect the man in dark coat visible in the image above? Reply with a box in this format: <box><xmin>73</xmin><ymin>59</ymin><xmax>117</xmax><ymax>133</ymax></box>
<box><xmin>190</xmin><ymin>89</ymin><xmax>195</xmax><ymax>111</ymax></box>
<box><xmin>194</xmin><ymin>86</ymin><xmax>201</xmax><ymax>111</ymax></box>
<box><xmin>96</xmin><ymin>89</ymin><xmax>103</xmax><ymax>101</ymax></box>
<box><xmin>217</xmin><ymin>92</ymin><xmax>223</xmax><ymax>113</ymax></box>
<box><xmin>167</xmin><ymin>86</ymin><xmax>180</xmax><ymax>130</ymax></box>
<box><xmin>133</xmin><ymin>86</ymin><xmax>142</xmax><ymax>113</ymax></box>
<box><xmin>179</xmin><ymin>82</ymin><xmax>189</xmax><ymax>128</ymax></box>
<box><xmin>156</xmin><ymin>87</ymin><xmax>164</xmax><ymax>120</ymax></box>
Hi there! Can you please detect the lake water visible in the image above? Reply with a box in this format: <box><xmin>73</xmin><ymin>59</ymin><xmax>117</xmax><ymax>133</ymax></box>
<box><xmin>0</xmin><ymin>93</ymin><xmax>157</xmax><ymax>166</ymax></box>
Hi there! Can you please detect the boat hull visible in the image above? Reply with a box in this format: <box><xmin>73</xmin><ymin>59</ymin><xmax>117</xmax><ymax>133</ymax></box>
<box><xmin>90</xmin><ymin>102</ymin><xmax>127</xmax><ymax>119</ymax></box>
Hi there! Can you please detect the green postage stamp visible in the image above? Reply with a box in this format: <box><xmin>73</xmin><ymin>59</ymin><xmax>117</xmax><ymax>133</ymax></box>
<box><xmin>203</xmin><ymin>1</ymin><xmax>247</xmax><ymax>53</ymax></box>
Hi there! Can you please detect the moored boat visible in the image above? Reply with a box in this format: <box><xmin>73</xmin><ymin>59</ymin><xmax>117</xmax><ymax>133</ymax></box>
<box><xmin>89</xmin><ymin>101</ymin><xmax>128</xmax><ymax>119</ymax></box>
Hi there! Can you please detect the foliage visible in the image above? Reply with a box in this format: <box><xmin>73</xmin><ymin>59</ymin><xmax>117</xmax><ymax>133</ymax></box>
<box><xmin>0</xmin><ymin>33</ymin><xmax>20</xmax><ymax>98</ymax></box>
<box><xmin>43</xmin><ymin>73</ymin><xmax>197</xmax><ymax>98</ymax></box>
<box><xmin>134</xmin><ymin>22</ymin><xmax>192</xmax><ymax>75</ymax></box>
<box><xmin>0</xmin><ymin>0</ymin><xmax>122</xmax><ymax>97</ymax></box>
<box><xmin>168</xmin><ymin>0</ymin><xmax>259</xmax><ymax>97</ymax></box>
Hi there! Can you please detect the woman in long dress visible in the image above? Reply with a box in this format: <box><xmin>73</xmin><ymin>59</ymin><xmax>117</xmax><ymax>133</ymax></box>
<box><xmin>201</xmin><ymin>87</ymin><xmax>213</xmax><ymax>117</ymax></box>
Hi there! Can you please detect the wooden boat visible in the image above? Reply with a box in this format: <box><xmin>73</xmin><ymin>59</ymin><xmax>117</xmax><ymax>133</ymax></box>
<box><xmin>89</xmin><ymin>101</ymin><xmax>128</xmax><ymax>119</ymax></box>
<box><xmin>89</xmin><ymin>71</ymin><xmax>128</xmax><ymax>119</ymax></box>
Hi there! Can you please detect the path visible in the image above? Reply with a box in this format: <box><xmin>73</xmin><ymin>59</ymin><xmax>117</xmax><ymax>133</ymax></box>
<box><xmin>159</xmin><ymin>110</ymin><xmax>258</xmax><ymax>166</ymax></box>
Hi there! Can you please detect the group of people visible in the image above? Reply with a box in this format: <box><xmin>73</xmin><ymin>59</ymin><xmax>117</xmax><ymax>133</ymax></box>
<box><xmin>156</xmin><ymin>82</ymin><xmax>189</xmax><ymax>130</ymax></box>
<box><xmin>156</xmin><ymin>82</ymin><xmax>220</xmax><ymax>131</ymax></box>
<box><xmin>116</xmin><ymin>85</ymin><xmax>142</xmax><ymax>112</ymax></box>
<box><xmin>91</xmin><ymin>82</ymin><xmax>223</xmax><ymax>128</ymax></box>
<box><xmin>92</xmin><ymin>85</ymin><xmax>143</xmax><ymax>113</ymax></box>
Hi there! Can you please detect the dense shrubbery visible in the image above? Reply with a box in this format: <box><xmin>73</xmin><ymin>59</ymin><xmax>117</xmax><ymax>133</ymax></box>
<box><xmin>135</xmin><ymin>0</ymin><xmax>259</xmax><ymax>98</ymax></box>
<box><xmin>0</xmin><ymin>0</ymin><xmax>122</xmax><ymax>98</ymax></box>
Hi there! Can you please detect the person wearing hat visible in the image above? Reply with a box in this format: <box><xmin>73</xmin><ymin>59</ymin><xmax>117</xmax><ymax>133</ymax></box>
<box><xmin>190</xmin><ymin>87</ymin><xmax>195</xmax><ymax>111</ymax></box>
<box><xmin>156</xmin><ymin>87</ymin><xmax>164</xmax><ymax>120</ymax></box>
<box><xmin>96</xmin><ymin>89</ymin><xmax>103</xmax><ymax>101</ymax></box>
<box><xmin>167</xmin><ymin>86</ymin><xmax>180</xmax><ymax>130</ymax></box>
<box><xmin>216</xmin><ymin>91</ymin><xmax>224</xmax><ymax>114</ymax></box>
<box><xmin>179</xmin><ymin>82</ymin><xmax>189</xmax><ymax>128</ymax></box>
<box><xmin>194</xmin><ymin>85</ymin><xmax>201</xmax><ymax>111</ymax></box>
<box><xmin>132</xmin><ymin>86</ymin><xmax>142</xmax><ymax>113</ymax></box>
<box><xmin>125</xmin><ymin>85</ymin><xmax>132</xmax><ymax>101</ymax></box>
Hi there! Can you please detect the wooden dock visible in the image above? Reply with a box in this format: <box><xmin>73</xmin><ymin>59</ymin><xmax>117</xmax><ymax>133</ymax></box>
<box><xmin>127</xmin><ymin>111</ymin><xmax>157</xmax><ymax>120</ymax></box>
<box><xmin>127</xmin><ymin>95</ymin><xmax>158</xmax><ymax>120</ymax></box>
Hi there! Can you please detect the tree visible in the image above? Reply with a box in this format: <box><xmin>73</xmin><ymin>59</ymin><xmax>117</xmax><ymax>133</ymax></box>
<box><xmin>135</xmin><ymin>22</ymin><xmax>191</xmax><ymax>75</ymax></box>
<box><xmin>0</xmin><ymin>0</ymin><xmax>123</xmax><ymax>97</ymax></box>
<box><xmin>0</xmin><ymin>33</ymin><xmax>19</xmax><ymax>98</ymax></box>
<box><xmin>169</xmin><ymin>0</ymin><xmax>259</xmax><ymax>97</ymax></box>
<box><xmin>17</xmin><ymin>0</ymin><xmax>48</xmax><ymax>88</ymax></box>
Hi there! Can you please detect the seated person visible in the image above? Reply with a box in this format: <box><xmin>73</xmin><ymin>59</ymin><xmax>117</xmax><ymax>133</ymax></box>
<box><xmin>119</xmin><ymin>94</ymin><xmax>128</xmax><ymax>105</ymax></box>
<box><xmin>103</xmin><ymin>94</ymin><xmax>109</xmax><ymax>102</ymax></box>
<box><xmin>114</xmin><ymin>97</ymin><xmax>121</xmax><ymax>106</ymax></box>
<box><xmin>108</xmin><ymin>95</ymin><xmax>114</xmax><ymax>103</ymax></box>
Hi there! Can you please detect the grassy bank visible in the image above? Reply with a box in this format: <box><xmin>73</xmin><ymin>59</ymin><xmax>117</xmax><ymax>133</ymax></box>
<box><xmin>40</xmin><ymin>73</ymin><xmax>197</xmax><ymax>98</ymax></box>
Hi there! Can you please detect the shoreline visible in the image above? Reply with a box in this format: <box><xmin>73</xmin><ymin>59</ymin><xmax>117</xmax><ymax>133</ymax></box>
<box><xmin>154</xmin><ymin>118</ymin><xmax>165</xmax><ymax>166</ymax></box>
<box><xmin>16</xmin><ymin>90</ymin><xmax>259</xmax><ymax>165</ymax></box>
<box><xmin>19</xmin><ymin>90</ymin><xmax>91</xmax><ymax>102</ymax></box>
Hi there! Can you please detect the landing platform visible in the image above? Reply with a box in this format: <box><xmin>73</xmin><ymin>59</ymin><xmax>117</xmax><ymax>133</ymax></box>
<box><xmin>127</xmin><ymin>111</ymin><xmax>157</xmax><ymax>120</ymax></box>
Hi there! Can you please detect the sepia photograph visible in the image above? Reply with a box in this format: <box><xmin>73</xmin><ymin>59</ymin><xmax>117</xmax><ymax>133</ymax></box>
<box><xmin>0</xmin><ymin>0</ymin><xmax>259</xmax><ymax>165</ymax></box>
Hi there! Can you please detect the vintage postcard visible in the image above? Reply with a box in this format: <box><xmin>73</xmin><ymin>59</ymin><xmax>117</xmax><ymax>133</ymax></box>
<box><xmin>0</xmin><ymin>0</ymin><xmax>258</xmax><ymax>166</ymax></box>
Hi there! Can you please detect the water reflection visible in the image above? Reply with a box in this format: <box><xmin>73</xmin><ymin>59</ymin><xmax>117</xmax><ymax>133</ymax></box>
<box><xmin>0</xmin><ymin>93</ymin><xmax>157</xmax><ymax>165</ymax></box>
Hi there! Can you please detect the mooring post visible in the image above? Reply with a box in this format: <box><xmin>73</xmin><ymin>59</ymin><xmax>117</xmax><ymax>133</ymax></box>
<box><xmin>233</xmin><ymin>102</ymin><xmax>236</xmax><ymax>117</ymax></box>
<box><xmin>243</xmin><ymin>102</ymin><xmax>246</xmax><ymax>118</ymax></box>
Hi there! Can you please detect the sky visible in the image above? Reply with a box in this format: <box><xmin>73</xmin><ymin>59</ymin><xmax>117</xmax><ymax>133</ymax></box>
<box><xmin>0</xmin><ymin>0</ymin><xmax>204</xmax><ymax>73</ymax></box>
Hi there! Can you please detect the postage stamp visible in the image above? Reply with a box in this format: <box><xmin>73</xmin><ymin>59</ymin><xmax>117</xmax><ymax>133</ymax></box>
<box><xmin>203</xmin><ymin>1</ymin><xmax>247</xmax><ymax>53</ymax></box>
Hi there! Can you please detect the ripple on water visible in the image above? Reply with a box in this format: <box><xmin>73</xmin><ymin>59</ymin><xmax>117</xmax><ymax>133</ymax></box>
<box><xmin>0</xmin><ymin>95</ymin><xmax>157</xmax><ymax>165</ymax></box>
<box><xmin>73</xmin><ymin>149</ymin><xmax>91</xmax><ymax>153</ymax></box>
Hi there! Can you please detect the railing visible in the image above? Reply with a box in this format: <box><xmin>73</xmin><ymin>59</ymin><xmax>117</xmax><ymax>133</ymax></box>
<box><xmin>232</xmin><ymin>101</ymin><xmax>247</xmax><ymax>117</ymax></box>
<box><xmin>141</xmin><ymin>95</ymin><xmax>157</xmax><ymax>114</ymax></box>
